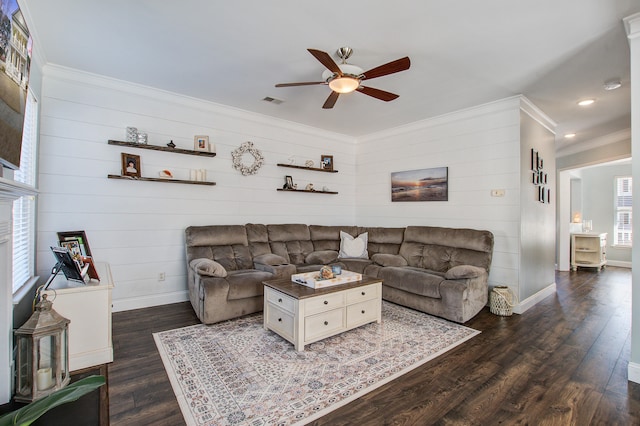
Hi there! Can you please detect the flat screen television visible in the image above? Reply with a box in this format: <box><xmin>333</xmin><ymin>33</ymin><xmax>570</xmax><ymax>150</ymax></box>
<box><xmin>0</xmin><ymin>0</ymin><xmax>31</xmax><ymax>170</ymax></box>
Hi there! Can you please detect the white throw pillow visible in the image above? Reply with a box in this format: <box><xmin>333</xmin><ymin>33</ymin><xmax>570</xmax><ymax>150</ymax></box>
<box><xmin>338</xmin><ymin>231</ymin><xmax>369</xmax><ymax>259</ymax></box>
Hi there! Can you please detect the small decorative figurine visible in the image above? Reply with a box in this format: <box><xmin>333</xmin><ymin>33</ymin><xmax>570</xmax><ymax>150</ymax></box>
<box><xmin>167</xmin><ymin>140</ymin><xmax>176</xmax><ymax>148</ymax></box>
<box><xmin>305</xmin><ymin>160</ymin><xmax>314</xmax><ymax>168</ymax></box>
<box><xmin>305</xmin><ymin>183</ymin><xmax>314</xmax><ymax>191</ymax></box>
<box><xmin>320</xmin><ymin>265</ymin><xmax>334</xmax><ymax>280</ymax></box>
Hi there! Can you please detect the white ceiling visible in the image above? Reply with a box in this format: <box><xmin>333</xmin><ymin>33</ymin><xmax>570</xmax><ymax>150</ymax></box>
<box><xmin>20</xmin><ymin>0</ymin><xmax>639</xmax><ymax>149</ymax></box>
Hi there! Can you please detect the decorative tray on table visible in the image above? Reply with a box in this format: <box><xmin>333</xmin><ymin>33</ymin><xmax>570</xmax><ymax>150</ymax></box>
<box><xmin>291</xmin><ymin>270</ymin><xmax>362</xmax><ymax>289</ymax></box>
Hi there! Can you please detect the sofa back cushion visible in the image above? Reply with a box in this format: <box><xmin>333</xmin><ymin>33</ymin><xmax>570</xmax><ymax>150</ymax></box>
<box><xmin>358</xmin><ymin>227</ymin><xmax>405</xmax><ymax>256</ymax></box>
<box><xmin>245</xmin><ymin>223</ymin><xmax>271</xmax><ymax>257</ymax></box>
<box><xmin>400</xmin><ymin>226</ymin><xmax>494</xmax><ymax>273</ymax></box>
<box><xmin>185</xmin><ymin>225</ymin><xmax>253</xmax><ymax>271</ymax></box>
<box><xmin>267</xmin><ymin>224</ymin><xmax>314</xmax><ymax>265</ymax></box>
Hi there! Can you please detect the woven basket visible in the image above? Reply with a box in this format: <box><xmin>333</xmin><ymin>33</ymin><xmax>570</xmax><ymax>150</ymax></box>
<box><xmin>490</xmin><ymin>286</ymin><xmax>516</xmax><ymax>316</ymax></box>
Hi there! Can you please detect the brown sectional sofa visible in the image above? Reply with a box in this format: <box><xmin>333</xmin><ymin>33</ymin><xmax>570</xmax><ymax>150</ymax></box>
<box><xmin>185</xmin><ymin>224</ymin><xmax>494</xmax><ymax>325</ymax></box>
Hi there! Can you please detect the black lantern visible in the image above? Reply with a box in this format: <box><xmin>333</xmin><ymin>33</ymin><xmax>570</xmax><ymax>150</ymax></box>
<box><xmin>14</xmin><ymin>294</ymin><xmax>70</xmax><ymax>402</ymax></box>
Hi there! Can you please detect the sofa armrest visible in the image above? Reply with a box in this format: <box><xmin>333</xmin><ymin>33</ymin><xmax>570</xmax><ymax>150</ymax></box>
<box><xmin>371</xmin><ymin>253</ymin><xmax>408</xmax><ymax>267</ymax></box>
<box><xmin>444</xmin><ymin>264</ymin><xmax>485</xmax><ymax>280</ymax></box>
<box><xmin>190</xmin><ymin>258</ymin><xmax>228</xmax><ymax>278</ymax></box>
<box><xmin>253</xmin><ymin>253</ymin><xmax>288</xmax><ymax>266</ymax></box>
<box><xmin>305</xmin><ymin>250</ymin><xmax>339</xmax><ymax>265</ymax></box>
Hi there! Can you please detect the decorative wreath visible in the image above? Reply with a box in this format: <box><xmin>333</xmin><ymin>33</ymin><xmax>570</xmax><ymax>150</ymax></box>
<box><xmin>231</xmin><ymin>141</ymin><xmax>264</xmax><ymax>176</ymax></box>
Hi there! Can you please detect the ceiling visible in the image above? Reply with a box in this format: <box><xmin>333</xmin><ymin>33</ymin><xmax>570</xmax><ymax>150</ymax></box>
<box><xmin>20</xmin><ymin>1</ymin><xmax>639</xmax><ymax>149</ymax></box>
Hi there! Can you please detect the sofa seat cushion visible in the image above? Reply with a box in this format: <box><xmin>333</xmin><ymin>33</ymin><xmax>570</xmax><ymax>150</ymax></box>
<box><xmin>337</xmin><ymin>258</ymin><xmax>374</xmax><ymax>274</ymax></box>
<box><xmin>380</xmin><ymin>266</ymin><xmax>445</xmax><ymax>299</ymax></box>
<box><xmin>371</xmin><ymin>253</ymin><xmax>408</xmax><ymax>267</ymax></box>
<box><xmin>295</xmin><ymin>264</ymin><xmax>322</xmax><ymax>273</ymax></box>
<box><xmin>226</xmin><ymin>270</ymin><xmax>273</xmax><ymax>300</ymax></box>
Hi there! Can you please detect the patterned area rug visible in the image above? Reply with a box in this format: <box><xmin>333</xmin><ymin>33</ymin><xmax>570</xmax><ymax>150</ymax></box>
<box><xmin>153</xmin><ymin>301</ymin><xmax>479</xmax><ymax>425</ymax></box>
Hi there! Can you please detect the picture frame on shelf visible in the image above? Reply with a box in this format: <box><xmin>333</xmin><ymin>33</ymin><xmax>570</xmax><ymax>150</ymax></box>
<box><xmin>284</xmin><ymin>175</ymin><xmax>294</xmax><ymax>189</ymax></box>
<box><xmin>194</xmin><ymin>135</ymin><xmax>210</xmax><ymax>152</ymax></box>
<box><xmin>321</xmin><ymin>155</ymin><xmax>333</xmax><ymax>171</ymax></box>
<box><xmin>121</xmin><ymin>152</ymin><xmax>141</xmax><ymax>177</ymax></box>
<box><xmin>57</xmin><ymin>230</ymin><xmax>93</xmax><ymax>258</ymax></box>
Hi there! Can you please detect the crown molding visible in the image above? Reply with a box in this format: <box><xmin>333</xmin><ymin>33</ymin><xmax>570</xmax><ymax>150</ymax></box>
<box><xmin>41</xmin><ymin>64</ymin><xmax>356</xmax><ymax>144</ymax></box>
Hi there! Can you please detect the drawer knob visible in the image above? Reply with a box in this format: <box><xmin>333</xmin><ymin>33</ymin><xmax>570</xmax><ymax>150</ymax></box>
<box><xmin>324</xmin><ymin>321</ymin><xmax>328</xmax><ymax>326</ymax></box>
<box><xmin>278</xmin><ymin>318</ymin><xmax>282</xmax><ymax>322</ymax></box>
<box><xmin>324</xmin><ymin>300</ymin><xmax>328</xmax><ymax>305</ymax></box>
<box><xmin>278</xmin><ymin>298</ymin><xmax>282</xmax><ymax>303</ymax></box>
<box><xmin>361</xmin><ymin>291</ymin><xmax>366</xmax><ymax>296</ymax></box>
<box><xmin>361</xmin><ymin>310</ymin><xmax>365</xmax><ymax>314</ymax></box>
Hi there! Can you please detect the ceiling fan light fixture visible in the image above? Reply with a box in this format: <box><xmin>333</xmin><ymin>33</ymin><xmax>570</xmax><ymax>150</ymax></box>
<box><xmin>328</xmin><ymin>76</ymin><xmax>360</xmax><ymax>93</ymax></box>
<box><xmin>603</xmin><ymin>80</ymin><xmax>622</xmax><ymax>91</ymax></box>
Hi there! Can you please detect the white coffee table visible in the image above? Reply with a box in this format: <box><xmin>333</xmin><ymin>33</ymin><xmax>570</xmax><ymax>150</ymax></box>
<box><xmin>263</xmin><ymin>275</ymin><xmax>382</xmax><ymax>351</ymax></box>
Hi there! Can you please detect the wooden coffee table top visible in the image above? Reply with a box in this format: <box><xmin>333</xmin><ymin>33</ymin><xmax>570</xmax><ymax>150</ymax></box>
<box><xmin>263</xmin><ymin>275</ymin><xmax>382</xmax><ymax>300</ymax></box>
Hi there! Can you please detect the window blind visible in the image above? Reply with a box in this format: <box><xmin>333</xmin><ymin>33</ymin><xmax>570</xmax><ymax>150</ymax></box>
<box><xmin>614</xmin><ymin>176</ymin><xmax>632</xmax><ymax>247</ymax></box>
<box><xmin>12</xmin><ymin>90</ymin><xmax>37</xmax><ymax>293</ymax></box>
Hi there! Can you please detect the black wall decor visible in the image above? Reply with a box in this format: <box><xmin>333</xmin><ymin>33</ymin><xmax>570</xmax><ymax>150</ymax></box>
<box><xmin>531</xmin><ymin>148</ymin><xmax>550</xmax><ymax>204</ymax></box>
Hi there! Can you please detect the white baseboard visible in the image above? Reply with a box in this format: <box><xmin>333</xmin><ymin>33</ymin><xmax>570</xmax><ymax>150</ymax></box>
<box><xmin>512</xmin><ymin>282</ymin><xmax>557</xmax><ymax>315</ymax></box>
<box><xmin>629</xmin><ymin>362</ymin><xmax>640</xmax><ymax>384</ymax></box>
<box><xmin>605</xmin><ymin>260</ymin><xmax>632</xmax><ymax>268</ymax></box>
<box><xmin>112</xmin><ymin>290</ymin><xmax>189</xmax><ymax>312</ymax></box>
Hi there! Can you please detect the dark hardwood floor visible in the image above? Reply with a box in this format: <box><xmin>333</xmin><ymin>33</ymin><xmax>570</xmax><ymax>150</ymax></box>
<box><xmin>109</xmin><ymin>267</ymin><xmax>640</xmax><ymax>425</ymax></box>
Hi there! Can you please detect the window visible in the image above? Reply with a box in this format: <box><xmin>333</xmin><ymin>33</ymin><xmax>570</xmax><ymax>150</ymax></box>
<box><xmin>12</xmin><ymin>90</ymin><xmax>38</xmax><ymax>293</ymax></box>
<box><xmin>614</xmin><ymin>176</ymin><xmax>632</xmax><ymax>247</ymax></box>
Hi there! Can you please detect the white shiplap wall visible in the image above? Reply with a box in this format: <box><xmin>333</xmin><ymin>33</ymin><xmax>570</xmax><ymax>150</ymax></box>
<box><xmin>356</xmin><ymin>97</ymin><xmax>523</xmax><ymax>295</ymax></box>
<box><xmin>37</xmin><ymin>65</ymin><xmax>357</xmax><ymax>311</ymax></box>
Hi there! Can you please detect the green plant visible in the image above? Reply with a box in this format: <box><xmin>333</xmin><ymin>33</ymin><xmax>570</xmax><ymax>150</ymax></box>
<box><xmin>0</xmin><ymin>375</ymin><xmax>105</xmax><ymax>426</ymax></box>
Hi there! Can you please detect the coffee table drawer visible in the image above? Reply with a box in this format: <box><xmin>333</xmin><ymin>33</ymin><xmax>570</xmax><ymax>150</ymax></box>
<box><xmin>345</xmin><ymin>283</ymin><xmax>380</xmax><ymax>304</ymax></box>
<box><xmin>305</xmin><ymin>308</ymin><xmax>345</xmax><ymax>341</ymax></box>
<box><xmin>266</xmin><ymin>304</ymin><xmax>295</xmax><ymax>340</ymax></box>
<box><xmin>304</xmin><ymin>292</ymin><xmax>345</xmax><ymax>315</ymax></box>
<box><xmin>266</xmin><ymin>288</ymin><xmax>296</xmax><ymax>313</ymax></box>
<box><xmin>347</xmin><ymin>299</ymin><xmax>380</xmax><ymax>327</ymax></box>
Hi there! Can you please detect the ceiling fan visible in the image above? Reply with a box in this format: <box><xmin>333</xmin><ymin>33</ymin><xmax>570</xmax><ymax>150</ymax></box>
<box><xmin>275</xmin><ymin>47</ymin><xmax>411</xmax><ymax>109</ymax></box>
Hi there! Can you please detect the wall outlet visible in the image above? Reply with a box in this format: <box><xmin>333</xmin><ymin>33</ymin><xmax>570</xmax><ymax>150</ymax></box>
<box><xmin>158</xmin><ymin>272</ymin><xmax>165</xmax><ymax>281</ymax></box>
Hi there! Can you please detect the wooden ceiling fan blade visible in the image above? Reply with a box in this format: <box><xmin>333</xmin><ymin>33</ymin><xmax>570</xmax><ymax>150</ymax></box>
<box><xmin>275</xmin><ymin>81</ymin><xmax>326</xmax><ymax>87</ymax></box>
<box><xmin>322</xmin><ymin>91</ymin><xmax>340</xmax><ymax>109</ymax></box>
<box><xmin>357</xmin><ymin>86</ymin><xmax>399</xmax><ymax>101</ymax></box>
<box><xmin>362</xmin><ymin>57</ymin><xmax>411</xmax><ymax>80</ymax></box>
<box><xmin>308</xmin><ymin>49</ymin><xmax>343</xmax><ymax>76</ymax></box>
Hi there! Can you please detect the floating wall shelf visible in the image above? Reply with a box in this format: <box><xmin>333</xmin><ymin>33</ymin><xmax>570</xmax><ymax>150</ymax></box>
<box><xmin>277</xmin><ymin>163</ymin><xmax>338</xmax><ymax>173</ymax></box>
<box><xmin>277</xmin><ymin>188</ymin><xmax>338</xmax><ymax>195</ymax></box>
<box><xmin>108</xmin><ymin>140</ymin><xmax>216</xmax><ymax>157</ymax></box>
<box><xmin>107</xmin><ymin>174</ymin><xmax>216</xmax><ymax>186</ymax></box>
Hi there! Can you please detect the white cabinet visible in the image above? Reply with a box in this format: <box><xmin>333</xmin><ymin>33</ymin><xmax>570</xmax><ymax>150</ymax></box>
<box><xmin>571</xmin><ymin>233</ymin><xmax>607</xmax><ymax>271</ymax></box>
<box><xmin>43</xmin><ymin>262</ymin><xmax>114</xmax><ymax>371</ymax></box>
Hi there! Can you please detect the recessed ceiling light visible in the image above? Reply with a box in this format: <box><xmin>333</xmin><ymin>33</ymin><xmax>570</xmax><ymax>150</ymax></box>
<box><xmin>577</xmin><ymin>99</ymin><xmax>595</xmax><ymax>106</ymax></box>
<box><xmin>564</xmin><ymin>133</ymin><xmax>576</xmax><ymax>139</ymax></box>
<box><xmin>603</xmin><ymin>80</ymin><xmax>622</xmax><ymax>91</ymax></box>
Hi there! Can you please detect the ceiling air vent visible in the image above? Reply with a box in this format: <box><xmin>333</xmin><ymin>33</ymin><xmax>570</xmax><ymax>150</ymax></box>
<box><xmin>262</xmin><ymin>96</ymin><xmax>284</xmax><ymax>105</ymax></box>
